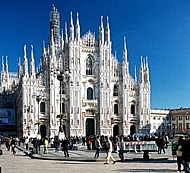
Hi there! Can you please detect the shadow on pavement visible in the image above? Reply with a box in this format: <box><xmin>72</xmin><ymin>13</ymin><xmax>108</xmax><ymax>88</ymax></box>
<box><xmin>112</xmin><ymin>168</ymin><xmax>175</xmax><ymax>172</ymax></box>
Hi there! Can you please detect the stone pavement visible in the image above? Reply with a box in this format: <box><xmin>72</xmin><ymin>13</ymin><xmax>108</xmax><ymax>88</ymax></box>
<box><xmin>0</xmin><ymin>145</ymin><xmax>179</xmax><ymax>173</ymax></box>
<box><xmin>15</xmin><ymin>143</ymin><xmax>176</xmax><ymax>162</ymax></box>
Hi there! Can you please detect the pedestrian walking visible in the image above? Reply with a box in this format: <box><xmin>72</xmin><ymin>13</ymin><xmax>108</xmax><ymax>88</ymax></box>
<box><xmin>61</xmin><ymin>137</ymin><xmax>69</xmax><ymax>157</ymax></box>
<box><xmin>25</xmin><ymin>137</ymin><xmax>29</xmax><ymax>150</ymax></box>
<box><xmin>175</xmin><ymin>136</ymin><xmax>185</xmax><ymax>172</ymax></box>
<box><xmin>94</xmin><ymin>136</ymin><xmax>102</xmax><ymax>159</ymax></box>
<box><xmin>155</xmin><ymin>136</ymin><xmax>165</xmax><ymax>154</ymax></box>
<box><xmin>182</xmin><ymin>134</ymin><xmax>190</xmax><ymax>173</ymax></box>
<box><xmin>54</xmin><ymin>136</ymin><xmax>60</xmax><ymax>153</ymax></box>
<box><xmin>32</xmin><ymin>138</ymin><xmax>38</xmax><ymax>154</ymax></box>
<box><xmin>104</xmin><ymin>136</ymin><xmax>116</xmax><ymax>164</ymax></box>
<box><xmin>43</xmin><ymin>136</ymin><xmax>48</xmax><ymax>154</ymax></box>
<box><xmin>118</xmin><ymin>136</ymin><xmax>124</xmax><ymax>162</ymax></box>
<box><xmin>11</xmin><ymin>138</ymin><xmax>16</xmax><ymax>155</ymax></box>
<box><xmin>87</xmin><ymin>137</ymin><xmax>92</xmax><ymax>150</ymax></box>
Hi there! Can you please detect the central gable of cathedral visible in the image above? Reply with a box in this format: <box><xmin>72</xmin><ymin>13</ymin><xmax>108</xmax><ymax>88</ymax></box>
<box><xmin>81</xmin><ymin>30</ymin><xmax>97</xmax><ymax>48</ymax></box>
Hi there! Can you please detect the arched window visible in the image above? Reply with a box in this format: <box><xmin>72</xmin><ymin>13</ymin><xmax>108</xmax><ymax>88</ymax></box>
<box><xmin>113</xmin><ymin>84</ymin><xmax>118</xmax><ymax>96</ymax></box>
<box><xmin>40</xmin><ymin>102</ymin><xmax>45</xmax><ymax>114</ymax></box>
<box><xmin>87</xmin><ymin>87</ymin><xmax>93</xmax><ymax>100</ymax></box>
<box><xmin>131</xmin><ymin>105</ymin><xmax>135</xmax><ymax>114</ymax></box>
<box><xmin>86</xmin><ymin>56</ymin><xmax>93</xmax><ymax>75</ymax></box>
<box><xmin>62</xmin><ymin>103</ymin><xmax>65</xmax><ymax>113</ymax></box>
<box><xmin>114</xmin><ymin>104</ymin><xmax>118</xmax><ymax>115</ymax></box>
<box><xmin>62</xmin><ymin>83</ymin><xmax>66</xmax><ymax>94</ymax></box>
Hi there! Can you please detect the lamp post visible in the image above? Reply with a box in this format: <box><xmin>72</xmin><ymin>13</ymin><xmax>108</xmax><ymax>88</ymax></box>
<box><xmin>57</xmin><ymin>72</ymin><xmax>64</xmax><ymax>134</ymax></box>
<box><xmin>35</xmin><ymin>95</ymin><xmax>42</xmax><ymax>135</ymax></box>
<box><xmin>26</xmin><ymin>106</ymin><xmax>31</xmax><ymax>136</ymax></box>
<box><xmin>36</xmin><ymin>96</ymin><xmax>40</xmax><ymax>135</ymax></box>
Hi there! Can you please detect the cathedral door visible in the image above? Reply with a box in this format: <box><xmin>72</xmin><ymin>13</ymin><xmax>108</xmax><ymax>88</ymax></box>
<box><xmin>40</xmin><ymin>125</ymin><xmax>46</xmax><ymax>138</ymax></box>
<box><xmin>86</xmin><ymin>119</ymin><xmax>94</xmax><ymax>137</ymax></box>
<box><xmin>130</xmin><ymin>125</ymin><xmax>136</xmax><ymax>135</ymax></box>
<box><xmin>113</xmin><ymin>125</ymin><xmax>119</xmax><ymax>136</ymax></box>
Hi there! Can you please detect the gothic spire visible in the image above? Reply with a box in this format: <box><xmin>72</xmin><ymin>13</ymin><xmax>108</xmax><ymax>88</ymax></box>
<box><xmin>123</xmin><ymin>37</ymin><xmax>128</xmax><ymax>62</ymax></box>
<box><xmin>30</xmin><ymin>45</ymin><xmax>35</xmax><ymax>74</ymax></box>
<box><xmin>134</xmin><ymin>66</ymin><xmax>137</xmax><ymax>83</ymax></box>
<box><xmin>6</xmin><ymin>56</ymin><xmax>8</xmax><ymax>73</ymax></box>
<box><xmin>145</xmin><ymin>56</ymin><xmax>150</xmax><ymax>83</ymax></box>
<box><xmin>140</xmin><ymin>56</ymin><xmax>144</xmax><ymax>83</ymax></box>
<box><xmin>65</xmin><ymin>22</ymin><xmax>68</xmax><ymax>43</ymax></box>
<box><xmin>49</xmin><ymin>5</ymin><xmax>60</xmax><ymax>46</ymax></box>
<box><xmin>76</xmin><ymin>12</ymin><xmax>80</xmax><ymax>41</ymax></box>
<box><xmin>99</xmin><ymin>16</ymin><xmax>104</xmax><ymax>45</ymax></box>
<box><xmin>61</xmin><ymin>28</ymin><xmax>64</xmax><ymax>50</ymax></box>
<box><xmin>1</xmin><ymin>56</ymin><xmax>4</xmax><ymax>72</ymax></box>
<box><xmin>23</xmin><ymin>45</ymin><xmax>28</xmax><ymax>76</ymax></box>
<box><xmin>70</xmin><ymin>12</ymin><xmax>74</xmax><ymax>41</ymax></box>
<box><xmin>106</xmin><ymin>16</ymin><xmax>110</xmax><ymax>43</ymax></box>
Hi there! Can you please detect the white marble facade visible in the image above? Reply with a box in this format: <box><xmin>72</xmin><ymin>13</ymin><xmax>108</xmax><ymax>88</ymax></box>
<box><xmin>0</xmin><ymin>6</ymin><xmax>151</xmax><ymax>138</ymax></box>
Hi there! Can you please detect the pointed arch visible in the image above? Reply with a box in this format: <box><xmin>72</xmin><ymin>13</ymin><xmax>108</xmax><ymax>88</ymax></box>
<box><xmin>114</xmin><ymin>104</ymin><xmax>118</xmax><ymax>115</ymax></box>
<box><xmin>113</xmin><ymin>84</ymin><xmax>118</xmax><ymax>96</ymax></box>
<box><xmin>131</xmin><ymin>104</ymin><xmax>135</xmax><ymax>114</ymax></box>
<box><xmin>40</xmin><ymin>102</ymin><xmax>45</xmax><ymax>114</ymax></box>
<box><xmin>86</xmin><ymin>55</ymin><xmax>94</xmax><ymax>75</ymax></box>
<box><xmin>87</xmin><ymin>87</ymin><xmax>93</xmax><ymax>100</ymax></box>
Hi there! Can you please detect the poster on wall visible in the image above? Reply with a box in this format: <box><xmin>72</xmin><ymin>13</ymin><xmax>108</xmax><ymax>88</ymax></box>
<box><xmin>0</xmin><ymin>109</ymin><xmax>15</xmax><ymax>125</ymax></box>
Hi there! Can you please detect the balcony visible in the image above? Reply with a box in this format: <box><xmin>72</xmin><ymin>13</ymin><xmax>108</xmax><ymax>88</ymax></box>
<box><xmin>113</xmin><ymin>116</ymin><xmax>122</xmax><ymax>122</ymax></box>
<box><xmin>82</xmin><ymin>99</ymin><xmax>98</xmax><ymax>107</ymax></box>
<box><xmin>82</xmin><ymin>99</ymin><xmax>98</xmax><ymax>110</ymax></box>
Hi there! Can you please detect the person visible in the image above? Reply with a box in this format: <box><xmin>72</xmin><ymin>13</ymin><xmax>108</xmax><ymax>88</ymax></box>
<box><xmin>104</xmin><ymin>136</ymin><xmax>116</xmax><ymax>164</ymax></box>
<box><xmin>182</xmin><ymin>134</ymin><xmax>190</xmax><ymax>173</ymax></box>
<box><xmin>175</xmin><ymin>136</ymin><xmax>185</xmax><ymax>172</ymax></box>
<box><xmin>54</xmin><ymin>136</ymin><xmax>60</xmax><ymax>153</ymax></box>
<box><xmin>94</xmin><ymin>136</ymin><xmax>102</xmax><ymax>159</ymax></box>
<box><xmin>25</xmin><ymin>137</ymin><xmax>29</xmax><ymax>150</ymax></box>
<box><xmin>32</xmin><ymin>138</ymin><xmax>38</xmax><ymax>154</ymax></box>
<box><xmin>155</xmin><ymin>136</ymin><xmax>165</xmax><ymax>154</ymax></box>
<box><xmin>87</xmin><ymin>137</ymin><xmax>92</xmax><ymax>150</ymax></box>
<box><xmin>118</xmin><ymin>136</ymin><xmax>125</xmax><ymax>162</ymax></box>
<box><xmin>61</xmin><ymin>137</ymin><xmax>69</xmax><ymax>157</ymax></box>
<box><xmin>143</xmin><ymin>149</ymin><xmax>149</xmax><ymax>161</ymax></box>
<box><xmin>43</xmin><ymin>136</ymin><xmax>48</xmax><ymax>154</ymax></box>
<box><xmin>11</xmin><ymin>138</ymin><xmax>16</xmax><ymax>155</ymax></box>
<box><xmin>6</xmin><ymin>137</ymin><xmax>11</xmax><ymax>151</ymax></box>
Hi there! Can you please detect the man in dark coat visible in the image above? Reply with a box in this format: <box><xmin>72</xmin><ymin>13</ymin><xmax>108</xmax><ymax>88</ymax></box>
<box><xmin>61</xmin><ymin>137</ymin><xmax>69</xmax><ymax>157</ymax></box>
<box><xmin>182</xmin><ymin>136</ymin><xmax>190</xmax><ymax>173</ymax></box>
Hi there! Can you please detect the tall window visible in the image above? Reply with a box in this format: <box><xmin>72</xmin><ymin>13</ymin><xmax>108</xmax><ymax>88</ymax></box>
<box><xmin>179</xmin><ymin>123</ymin><xmax>182</xmax><ymax>129</ymax></box>
<box><xmin>62</xmin><ymin>83</ymin><xmax>66</xmax><ymax>94</ymax></box>
<box><xmin>62</xmin><ymin>103</ymin><xmax>65</xmax><ymax>114</ymax></box>
<box><xmin>114</xmin><ymin>104</ymin><xmax>118</xmax><ymax>115</ymax></box>
<box><xmin>113</xmin><ymin>85</ymin><xmax>118</xmax><ymax>96</ymax></box>
<box><xmin>86</xmin><ymin>56</ymin><xmax>93</xmax><ymax>75</ymax></box>
<box><xmin>87</xmin><ymin>87</ymin><xmax>93</xmax><ymax>99</ymax></box>
<box><xmin>131</xmin><ymin>105</ymin><xmax>135</xmax><ymax>114</ymax></box>
<box><xmin>40</xmin><ymin>102</ymin><xmax>45</xmax><ymax>114</ymax></box>
<box><xmin>186</xmin><ymin>123</ymin><xmax>190</xmax><ymax>129</ymax></box>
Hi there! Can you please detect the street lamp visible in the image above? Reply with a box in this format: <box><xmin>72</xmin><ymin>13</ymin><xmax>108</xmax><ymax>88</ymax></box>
<box><xmin>33</xmin><ymin>94</ymin><xmax>43</xmax><ymax>137</ymax></box>
<box><xmin>57</xmin><ymin>72</ymin><xmax>64</xmax><ymax>134</ymax></box>
<box><xmin>25</xmin><ymin>106</ymin><xmax>31</xmax><ymax>136</ymax></box>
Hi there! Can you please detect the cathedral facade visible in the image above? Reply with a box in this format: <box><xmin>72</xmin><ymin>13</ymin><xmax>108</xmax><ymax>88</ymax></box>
<box><xmin>0</xmin><ymin>6</ymin><xmax>151</xmax><ymax>138</ymax></box>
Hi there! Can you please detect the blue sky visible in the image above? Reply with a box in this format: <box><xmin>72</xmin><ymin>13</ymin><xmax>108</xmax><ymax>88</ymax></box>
<box><xmin>0</xmin><ymin>0</ymin><xmax>190</xmax><ymax>109</ymax></box>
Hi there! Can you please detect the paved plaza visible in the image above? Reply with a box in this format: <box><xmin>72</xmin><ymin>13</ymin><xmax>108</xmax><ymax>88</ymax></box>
<box><xmin>0</xmin><ymin>144</ymin><xmax>180</xmax><ymax>173</ymax></box>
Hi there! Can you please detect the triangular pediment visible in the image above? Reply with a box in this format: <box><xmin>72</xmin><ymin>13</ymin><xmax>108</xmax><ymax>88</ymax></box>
<box><xmin>81</xmin><ymin>30</ymin><xmax>96</xmax><ymax>47</ymax></box>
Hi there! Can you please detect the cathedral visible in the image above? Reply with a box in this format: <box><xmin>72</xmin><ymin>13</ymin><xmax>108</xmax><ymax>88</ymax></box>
<box><xmin>0</xmin><ymin>6</ymin><xmax>151</xmax><ymax>138</ymax></box>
